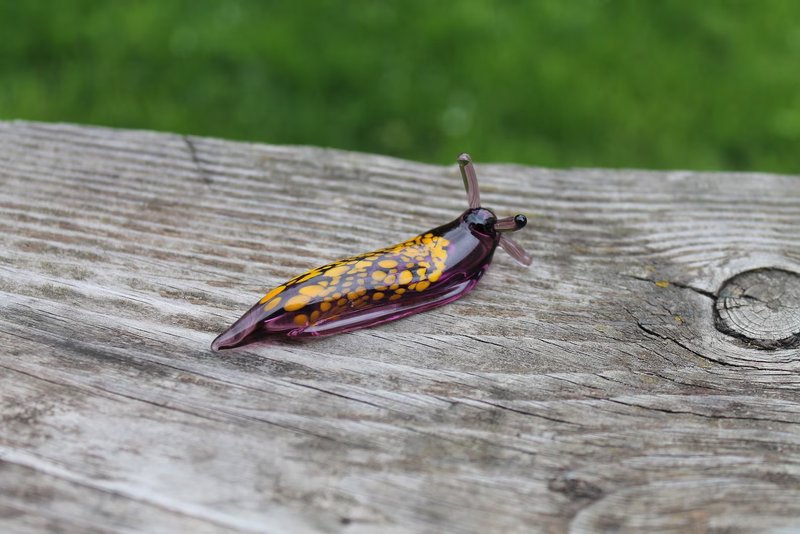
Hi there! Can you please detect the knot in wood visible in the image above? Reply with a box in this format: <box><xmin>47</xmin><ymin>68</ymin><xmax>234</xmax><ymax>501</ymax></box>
<box><xmin>715</xmin><ymin>268</ymin><xmax>800</xmax><ymax>349</ymax></box>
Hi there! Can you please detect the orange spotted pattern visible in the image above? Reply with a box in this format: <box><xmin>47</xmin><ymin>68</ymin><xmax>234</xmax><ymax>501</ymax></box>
<box><xmin>257</xmin><ymin>233</ymin><xmax>450</xmax><ymax>327</ymax></box>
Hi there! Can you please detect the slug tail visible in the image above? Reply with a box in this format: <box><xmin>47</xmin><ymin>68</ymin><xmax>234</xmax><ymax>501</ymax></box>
<box><xmin>211</xmin><ymin>302</ymin><xmax>269</xmax><ymax>350</ymax></box>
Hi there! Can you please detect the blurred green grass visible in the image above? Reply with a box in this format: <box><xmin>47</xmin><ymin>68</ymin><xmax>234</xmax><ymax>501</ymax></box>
<box><xmin>2</xmin><ymin>0</ymin><xmax>799</xmax><ymax>172</ymax></box>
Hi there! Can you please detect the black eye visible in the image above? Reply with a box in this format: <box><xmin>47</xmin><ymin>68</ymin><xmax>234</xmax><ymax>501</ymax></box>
<box><xmin>514</xmin><ymin>215</ymin><xmax>527</xmax><ymax>229</ymax></box>
<box><xmin>476</xmin><ymin>216</ymin><xmax>495</xmax><ymax>232</ymax></box>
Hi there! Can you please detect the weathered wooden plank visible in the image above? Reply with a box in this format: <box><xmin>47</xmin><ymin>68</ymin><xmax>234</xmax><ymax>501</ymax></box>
<box><xmin>1</xmin><ymin>120</ymin><xmax>799</xmax><ymax>533</ymax></box>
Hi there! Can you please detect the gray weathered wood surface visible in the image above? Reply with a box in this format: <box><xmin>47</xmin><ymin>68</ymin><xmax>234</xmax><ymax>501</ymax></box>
<box><xmin>1</xmin><ymin>120</ymin><xmax>800</xmax><ymax>533</ymax></box>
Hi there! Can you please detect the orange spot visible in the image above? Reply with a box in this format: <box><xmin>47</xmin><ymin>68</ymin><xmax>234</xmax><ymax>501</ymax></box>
<box><xmin>258</xmin><ymin>285</ymin><xmax>285</xmax><ymax>304</ymax></box>
<box><xmin>356</xmin><ymin>287</ymin><xmax>367</xmax><ymax>296</ymax></box>
<box><xmin>347</xmin><ymin>291</ymin><xmax>359</xmax><ymax>301</ymax></box>
<box><xmin>372</xmin><ymin>270</ymin><xmax>387</xmax><ymax>281</ymax></box>
<box><xmin>378</xmin><ymin>259</ymin><xmax>398</xmax><ymax>269</ymax></box>
<box><xmin>655</xmin><ymin>280</ymin><xmax>670</xmax><ymax>288</ymax></box>
<box><xmin>284</xmin><ymin>295</ymin><xmax>311</xmax><ymax>311</ymax></box>
<box><xmin>416</xmin><ymin>281</ymin><xmax>430</xmax><ymax>291</ymax></box>
<box><xmin>417</xmin><ymin>268</ymin><xmax>427</xmax><ymax>279</ymax></box>
<box><xmin>395</xmin><ymin>288</ymin><xmax>406</xmax><ymax>294</ymax></box>
<box><xmin>320</xmin><ymin>302</ymin><xmax>332</xmax><ymax>312</ymax></box>
<box><xmin>293</xmin><ymin>314</ymin><xmax>308</xmax><ymax>326</ymax></box>
<box><xmin>384</xmin><ymin>274</ymin><xmax>397</xmax><ymax>285</ymax></box>
<box><xmin>354</xmin><ymin>260</ymin><xmax>372</xmax><ymax>269</ymax></box>
<box><xmin>298</xmin><ymin>271</ymin><xmax>321</xmax><ymax>283</ymax></box>
<box><xmin>310</xmin><ymin>310</ymin><xmax>320</xmax><ymax>322</ymax></box>
<box><xmin>389</xmin><ymin>293</ymin><xmax>403</xmax><ymax>300</ymax></box>
<box><xmin>263</xmin><ymin>297</ymin><xmax>281</xmax><ymax>311</ymax></box>
<box><xmin>389</xmin><ymin>284</ymin><xmax>399</xmax><ymax>290</ymax></box>
<box><xmin>337</xmin><ymin>298</ymin><xmax>347</xmax><ymax>306</ymax></box>
<box><xmin>398</xmin><ymin>270</ymin><xmax>412</xmax><ymax>285</ymax></box>
<box><xmin>299</xmin><ymin>285</ymin><xmax>325</xmax><ymax>297</ymax></box>
<box><xmin>428</xmin><ymin>272</ymin><xmax>441</xmax><ymax>282</ymax></box>
<box><xmin>325</xmin><ymin>265</ymin><xmax>350</xmax><ymax>277</ymax></box>
<box><xmin>372</xmin><ymin>292</ymin><xmax>385</xmax><ymax>300</ymax></box>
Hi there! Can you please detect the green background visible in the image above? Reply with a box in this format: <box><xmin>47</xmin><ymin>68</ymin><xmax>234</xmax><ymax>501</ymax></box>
<box><xmin>2</xmin><ymin>1</ymin><xmax>799</xmax><ymax>172</ymax></box>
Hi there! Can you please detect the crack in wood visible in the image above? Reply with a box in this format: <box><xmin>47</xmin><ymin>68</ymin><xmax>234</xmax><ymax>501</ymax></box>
<box><xmin>182</xmin><ymin>134</ymin><xmax>213</xmax><ymax>185</ymax></box>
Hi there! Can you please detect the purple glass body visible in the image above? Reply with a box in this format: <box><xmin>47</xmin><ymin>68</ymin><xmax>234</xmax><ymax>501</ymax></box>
<box><xmin>212</xmin><ymin>154</ymin><xmax>531</xmax><ymax>350</ymax></box>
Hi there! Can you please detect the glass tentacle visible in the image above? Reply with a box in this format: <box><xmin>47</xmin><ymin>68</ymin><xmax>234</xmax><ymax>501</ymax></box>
<box><xmin>499</xmin><ymin>235</ymin><xmax>532</xmax><ymax>266</ymax></box>
<box><xmin>495</xmin><ymin>214</ymin><xmax>527</xmax><ymax>232</ymax></box>
<box><xmin>458</xmin><ymin>153</ymin><xmax>481</xmax><ymax>209</ymax></box>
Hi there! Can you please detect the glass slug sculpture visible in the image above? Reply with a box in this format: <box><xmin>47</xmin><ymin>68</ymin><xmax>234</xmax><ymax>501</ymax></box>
<box><xmin>212</xmin><ymin>153</ymin><xmax>531</xmax><ymax>350</ymax></box>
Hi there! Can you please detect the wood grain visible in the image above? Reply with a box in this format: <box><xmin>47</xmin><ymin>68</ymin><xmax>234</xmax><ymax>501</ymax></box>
<box><xmin>1</xmin><ymin>120</ymin><xmax>799</xmax><ymax>533</ymax></box>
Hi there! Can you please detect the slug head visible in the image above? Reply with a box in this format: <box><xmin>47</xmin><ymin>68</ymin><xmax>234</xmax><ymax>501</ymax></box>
<box><xmin>457</xmin><ymin>153</ymin><xmax>532</xmax><ymax>266</ymax></box>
